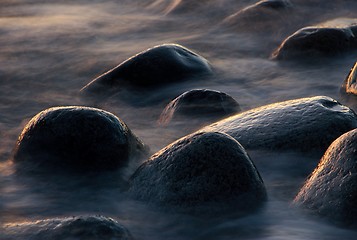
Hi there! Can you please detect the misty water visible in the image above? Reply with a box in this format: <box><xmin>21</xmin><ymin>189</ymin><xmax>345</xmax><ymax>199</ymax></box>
<box><xmin>1</xmin><ymin>0</ymin><xmax>357</xmax><ymax>239</ymax></box>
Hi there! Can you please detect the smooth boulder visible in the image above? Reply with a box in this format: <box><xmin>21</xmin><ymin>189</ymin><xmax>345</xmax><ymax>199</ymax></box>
<box><xmin>4</xmin><ymin>216</ymin><xmax>132</xmax><ymax>240</ymax></box>
<box><xmin>294</xmin><ymin>129</ymin><xmax>357</xmax><ymax>227</ymax></box>
<box><xmin>340</xmin><ymin>61</ymin><xmax>357</xmax><ymax>111</ymax></box>
<box><xmin>81</xmin><ymin>44</ymin><xmax>213</xmax><ymax>93</ymax></box>
<box><xmin>272</xmin><ymin>18</ymin><xmax>357</xmax><ymax>60</ymax></box>
<box><xmin>147</xmin><ymin>0</ymin><xmax>235</xmax><ymax>17</ymax></box>
<box><xmin>129</xmin><ymin>132</ymin><xmax>267</xmax><ymax>214</ymax></box>
<box><xmin>159</xmin><ymin>0</ymin><xmax>212</xmax><ymax>15</ymax></box>
<box><xmin>224</xmin><ymin>0</ymin><xmax>292</xmax><ymax>26</ymax></box>
<box><xmin>13</xmin><ymin>106</ymin><xmax>149</xmax><ymax>173</ymax></box>
<box><xmin>222</xmin><ymin>0</ymin><xmax>292</xmax><ymax>32</ymax></box>
<box><xmin>158</xmin><ymin>89</ymin><xmax>241</xmax><ymax>125</ymax></box>
<box><xmin>201</xmin><ymin>96</ymin><xmax>357</xmax><ymax>152</ymax></box>
<box><xmin>342</xmin><ymin>61</ymin><xmax>357</xmax><ymax>95</ymax></box>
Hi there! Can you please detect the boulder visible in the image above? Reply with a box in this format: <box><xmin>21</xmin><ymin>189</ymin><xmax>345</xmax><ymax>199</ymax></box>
<box><xmin>158</xmin><ymin>89</ymin><xmax>241</xmax><ymax>125</ymax></box>
<box><xmin>13</xmin><ymin>106</ymin><xmax>149</xmax><ymax>173</ymax></box>
<box><xmin>81</xmin><ymin>44</ymin><xmax>213</xmax><ymax>93</ymax></box>
<box><xmin>4</xmin><ymin>216</ymin><xmax>132</xmax><ymax>240</ymax></box>
<box><xmin>272</xmin><ymin>18</ymin><xmax>357</xmax><ymax>60</ymax></box>
<box><xmin>146</xmin><ymin>0</ymin><xmax>234</xmax><ymax>17</ymax></box>
<box><xmin>129</xmin><ymin>132</ymin><xmax>267</xmax><ymax>214</ymax></box>
<box><xmin>222</xmin><ymin>0</ymin><xmax>292</xmax><ymax>32</ymax></box>
<box><xmin>200</xmin><ymin>96</ymin><xmax>357</xmax><ymax>152</ymax></box>
<box><xmin>294</xmin><ymin>129</ymin><xmax>357</xmax><ymax>227</ymax></box>
<box><xmin>157</xmin><ymin>0</ymin><xmax>210</xmax><ymax>15</ymax></box>
<box><xmin>340</xmin><ymin>61</ymin><xmax>357</xmax><ymax>111</ymax></box>
<box><xmin>342</xmin><ymin>61</ymin><xmax>357</xmax><ymax>95</ymax></box>
<box><xmin>144</xmin><ymin>0</ymin><xmax>202</xmax><ymax>14</ymax></box>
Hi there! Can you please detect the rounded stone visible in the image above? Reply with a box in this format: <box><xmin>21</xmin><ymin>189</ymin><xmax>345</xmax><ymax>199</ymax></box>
<box><xmin>158</xmin><ymin>89</ymin><xmax>241</xmax><ymax>125</ymax></box>
<box><xmin>4</xmin><ymin>216</ymin><xmax>133</xmax><ymax>240</ymax></box>
<box><xmin>129</xmin><ymin>132</ymin><xmax>267</xmax><ymax>214</ymax></box>
<box><xmin>81</xmin><ymin>44</ymin><xmax>213</xmax><ymax>93</ymax></box>
<box><xmin>342</xmin><ymin>61</ymin><xmax>357</xmax><ymax>95</ymax></box>
<box><xmin>13</xmin><ymin>106</ymin><xmax>149</xmax><ymax>173</ymax></box>
<box><xmin>294</xmin><ymin>129</ymin><xmax>357</xmax><ymax>227</ymax></box>
<box><xmin>340</xmin><ymin>61</ymin><xmax>357</xmax><ymax>111</ymax></box>
<box><xmin>201</xmin><ymin>96</ymin><xmax>357</xmax><ymax>152</ymax></box>
<box><xmin>151</xmin><ymin>0</ymin><xmax>230</xmax><ymax>16</ymax></box>
<box><xmin>272</xmin><ymin>19</ymin><xmax>357</xmax><ymax>60</ymax></box>
<box><xmin>222</xmin><ymin>0</ymin><xmax>292</xmax><ymax>32</ymax></box>
<box><xmin>255</xmin><ymin>0</ymin><xmax>292</xmax><ymax>9</ymax></box>
<box><xmin>164</xmin><ymin>1</ymin><xmax>208</xmax><ymax>15</ymax></box>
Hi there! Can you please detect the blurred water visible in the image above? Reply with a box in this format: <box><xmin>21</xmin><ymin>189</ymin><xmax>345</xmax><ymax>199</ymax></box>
<box><xmin>1</xmin><ymin>0</ymin><xmax>357</xmax><ymax>239</ymax></box>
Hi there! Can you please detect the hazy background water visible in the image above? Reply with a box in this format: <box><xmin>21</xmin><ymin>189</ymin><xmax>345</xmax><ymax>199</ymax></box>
<box><xmin>1</xmin><ymin>0</ymin><xmax>357</xmax><ymax>239</ymax></box>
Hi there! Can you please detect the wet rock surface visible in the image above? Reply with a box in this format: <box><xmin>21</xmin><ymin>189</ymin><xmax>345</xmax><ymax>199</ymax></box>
<box><xmin>12</xmin><ymin>106</ymin><xmax>149</xmax><ymax>173</ymax></box>
<box><xmin>163</xmin><ymin>0</ymin><xmax>212</xmax><ymax>15</ymax></box>
<box><xmin>343</xmin><ymin>61</ymin><xmax>357</xmax><ymax>94</ymax></box>
<box><xmin>146</xmin><ymin>0</ymin><xmax>236</xmax><ymax>17</ymax></box>
<box><xmin>340</xmin><ymin>61</ymin><xmax>357</xmax><ymax>110</ymax></box>
<box><xmin>3</xmin><ymin>216</ymin><xmax>133</xmax><ymax>240</ymax></box>
<box><xmin>222</xmin><ymin>0</ymin><xmax>293</xmax><ymax>32</ymax></box>
<box><xmin>158</xmin><ymin>89</ymin><xmax>241</xmax><ymax>125</ymax></box>
<box><xmin>294</xmin><ymin>129</ymin><xmax>357</xmax><ymax>227</ymax></box>
<box><xmin>272</xmin><ymin>18</ymin><xmax>357</xmax><ymax>60</ymax></box>
<box><xmin>129</xmin><ymin>132</ymin><xmax>267</xmax><ymax>215</ymax></box>
<box><xmin>81</xmin><ymin>44</ymin><xmax>213</xmax><ymax>94</ymax></box>
<box><xmin>339</xmin><ymin>61</ymin><xmax>357</xmax><ymax>113</ymax></box>
<box><xmin>201</xmin><ymin>96</ymin><xmax>357</xmax><ymax>152</ymax></box>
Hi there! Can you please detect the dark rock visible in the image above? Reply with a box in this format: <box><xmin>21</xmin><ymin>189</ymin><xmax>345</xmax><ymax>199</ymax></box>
<box><xmin>4</xmin><ymin>216</ymin><xmax>133</xmax><ymax>240</ymax></box>
<box><xmin>158</xmin><ymin>89</ymin><xmax>241</xmax><ymax>126</ymax></box>
<box><xmin>81</xmin><ymin>44</ymin><xmax>213</xmax><ymax>93</ymax></box>
<box><xmin>129</xmin><ymin>132</ymin><xmax>267</xmax><ymax>215</ymax></box>
<box><xmin>294</xmin><ymin>129</ymin><xmax>357</xmax><ymax>227</ymax></box>
<box><xmin>200</xmin><ymin>96</ymin><xmax>357</xmax><ymax>152</ymax></box>
<box><xmin>256</xmin><ymin>0</ymin><xmax>292</xmax><ymax>9</ymax></box>
<box><xmin>143</xmin><ymin>0</ymin><xmax>202</xmax><ymax>14</ymax></box>
<box><xmin>147</xmin><ymin>0</ymin><xmax>230</xmax><ymax>16</ymax></box>
<box><xmin>340</xmin><ymin>61</ymin><xmax>357</xmax><ymax>111</ymax></box>
<box><xmin>222</xmin><ymin>0</ymin><xmax>292</xmax><ymax>32</ymax></box>
<box><xmin>342</xmin><ymin>61</ymin><xmax>357</xmax><ymax>95</ymax></box>
<box><xmin>163</xmin><ymin>0</ymin><xmax>210</xmax><ymax>15</ymax></box>
<box><xmin>272</xmin><ymin>18</ymin><xmax>357</xmax><ymax>60</ymax></box>
<box><xmin>13</xmin><ymin>106</ymin><xmax>149</xmax><ymax>173</ymax></box>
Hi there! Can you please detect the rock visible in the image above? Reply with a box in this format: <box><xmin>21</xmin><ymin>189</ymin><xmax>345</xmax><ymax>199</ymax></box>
<box><xmin>340</xmin><ymin>62</ymin><xmax>357</xmax><ymax>108</ymax></box>
<box><xmin>81</xmin><ymin>44</ymin><xmax>213</xmax><ymax>93</ymax></box>
<box><xmin>156</xmin><ymin>0</ymin><xmax>209</xmax><ymax>15</ymax></box>
<box><xmin>340</xmin><ymin>61</ymin><xmax>357</xmax><ymax>111</ymax></box>
<box><xmin>342</xmin><ymin>61</ymin><xmax>357</xmax><ymax>95</ymax></box>
<box><xmin>146</xmin><ymin>0</ymin><xmax>232</xmax><ymax>17</ymax></box>
<box><xmin>254</xmin><ymin>0</ymin><xmax>292</xmax><ymax>9</ymax></box>
<box><xmin>294</xmin><ymin>129</ymin><xmax>357</xmax><ymax>227</ymax></box>
<box><xmin>13</xmin><ymin>106</ymin><xmax>149</xmax><ymax>173</ymax></box>
<box><xmin>144</xmin><ymin>0</ymin><xmax>197</xmax><ymax>14</ymax></box>
<box><xmin>272</xmin><ymin>18</ymin><xmax>357</xmax><ymax>60</ymax></box>
<box><xmin>222</xmin><ymin>0</ymin><xmax>292</xmax><ymax>32</ymax></box>
<box><xmin>200</xmin><ymin>96</ymin><xmax>357</xmax><ymax>152</ymax></box>
<box><xmin>4</xmin><ymin>215</ymin><xmax>132</xmax><ymax>240</ymax></box>
<box><xmin>129</xmin><ymin>132</ymin><xmax>267</xmax><ymax>215</ymax></box>
<box><xmin>158</xmin><ymin>89</ymin><xmax>241</xmax><ymax>126</ymax></box>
